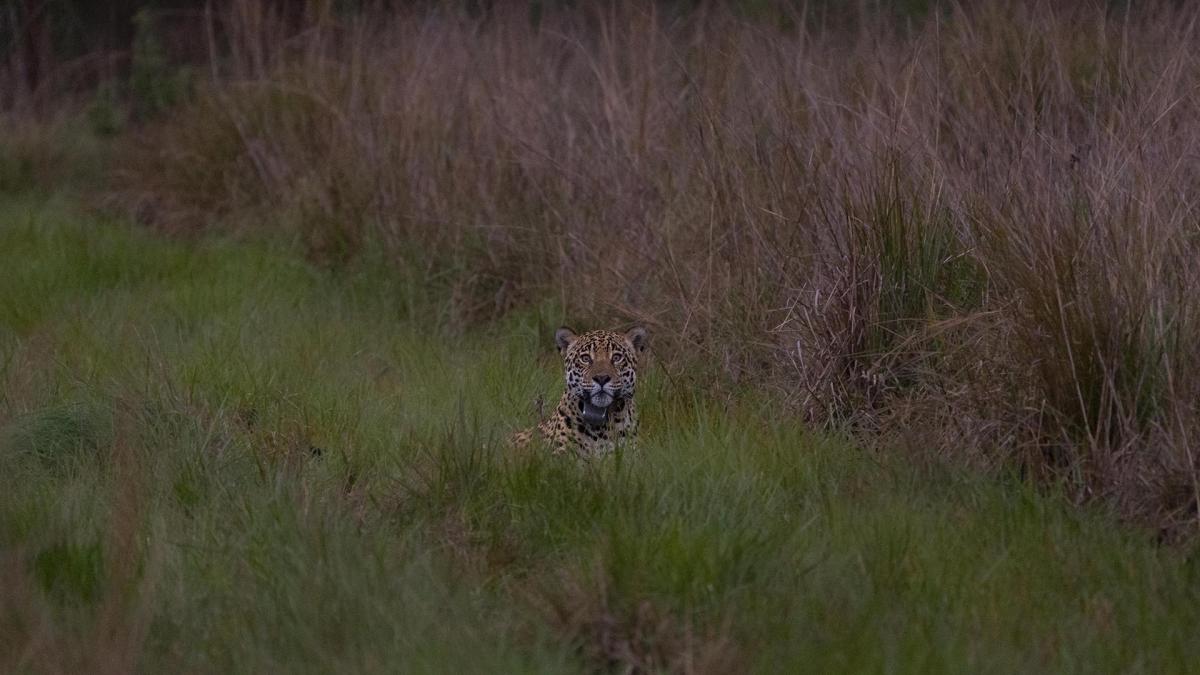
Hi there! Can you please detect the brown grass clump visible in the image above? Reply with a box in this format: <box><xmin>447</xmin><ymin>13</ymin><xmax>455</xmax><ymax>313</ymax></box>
<box><xmin>527</xmin><ymin>562</ymin><xmax>740</xmax><ymax>675</ymax></box>
<box><xmin>0</xmin><ymin>421</ymin><xmax>158</xmax><ymax>674</ymax></box>
<box><xmin>107</xmin><ymin>0</ymin><xmax>1200</xmax><ymax>532</ymax></box>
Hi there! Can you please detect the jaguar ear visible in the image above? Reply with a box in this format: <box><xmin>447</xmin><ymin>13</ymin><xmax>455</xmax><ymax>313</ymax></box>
<box><xmin>625</xmin><ymin>326</ymin><xmax>647</xmax><ymax>352</ymax></box>
<box><xmin>554</xmin><ymin>326</ymin><xmax>578</xmax><ymax>353</ymax></box>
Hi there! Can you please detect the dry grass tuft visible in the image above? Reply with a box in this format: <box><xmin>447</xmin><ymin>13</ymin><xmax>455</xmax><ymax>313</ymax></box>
<box><xmin>529</xmin><ymin>563</ymin><xmax>740</xmax><ymax>675</ymax></box>
<box><xmin>0</xmin><ymin>419</ymin><xmax>158</xmax><ymax>674</ymax></box>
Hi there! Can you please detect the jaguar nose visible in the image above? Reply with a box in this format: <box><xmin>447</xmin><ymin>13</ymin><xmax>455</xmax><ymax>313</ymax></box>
<box><xmin>593</xmin><ymin>374</ymin><xmax>611</xmax><ymax>386</ymax></box>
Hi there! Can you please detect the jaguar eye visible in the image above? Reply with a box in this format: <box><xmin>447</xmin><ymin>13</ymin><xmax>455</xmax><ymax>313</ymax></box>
<box><xmin>612</xmin><ymin>353</ymin><xmax>625</xmax><ymax>364</ymax></box>
<box><xmin>578</xmin><ymin>354</ymin><xmax>592</xmax><ymax>365</ymax></box>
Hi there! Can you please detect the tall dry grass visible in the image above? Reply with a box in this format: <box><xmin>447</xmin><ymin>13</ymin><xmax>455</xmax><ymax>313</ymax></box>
<box><xmin>109</xmin><ymin>0</ymin><xmax>1200</xmax><ymax>532</ymax></box>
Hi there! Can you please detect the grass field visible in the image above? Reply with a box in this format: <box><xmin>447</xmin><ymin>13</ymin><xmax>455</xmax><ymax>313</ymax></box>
<box><xmin>2</xmin><ymin>193</ymin><xmax>1199</xmax><ymax>673</ymax></box>
<box><xmin>84</xmin><ymin>0</ymin><xmax>1200</xmax><ymax>528</ymax></box>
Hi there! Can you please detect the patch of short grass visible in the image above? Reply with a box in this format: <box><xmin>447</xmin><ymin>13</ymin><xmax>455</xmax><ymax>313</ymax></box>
<box><xmin>1</xmin><ymin>195</ymin><xmax>1198</xmax><ymax>673</ymax></box>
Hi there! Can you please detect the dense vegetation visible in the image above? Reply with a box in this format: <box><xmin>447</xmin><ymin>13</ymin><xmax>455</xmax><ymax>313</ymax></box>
<box><xmin>4</xmin><ymin>0</ymin><xmax>1200</xmax><ymax>671</ymax></box>
<box><xmin>2</xmin><ymin>196</ymin><xmax>1199</xmax><ymax>672</ymax></box>
<box><xmin>91</xmin><ymin>0</ymin><xmax>1200</xmax><ymax>531</ymax></box>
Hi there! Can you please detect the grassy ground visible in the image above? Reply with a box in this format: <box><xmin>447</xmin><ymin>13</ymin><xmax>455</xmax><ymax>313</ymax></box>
<box><xmin>2</xmin><ymin>194</ymin><xmax>1199</xmax><ymax>673</ymax></box>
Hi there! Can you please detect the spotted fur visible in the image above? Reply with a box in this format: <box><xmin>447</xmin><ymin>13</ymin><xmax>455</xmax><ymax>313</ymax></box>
<box><xmin>511</xmin><ymin>326</ymin><xmax>648</xmax><ymax>458</ymax></box>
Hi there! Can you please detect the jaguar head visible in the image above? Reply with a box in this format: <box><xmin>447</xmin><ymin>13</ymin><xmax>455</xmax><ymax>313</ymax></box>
<box><xmin>555</xmin><ymin>326</ymin><xmax>648</xmax><ymax>426</ymax></box>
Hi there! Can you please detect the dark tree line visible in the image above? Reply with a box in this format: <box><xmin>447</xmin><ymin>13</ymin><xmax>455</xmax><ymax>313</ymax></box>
<box><xmin>1</xmin><ymin>0</ymin><xmax>953</xmax><ymax>112</ymax></box>
<box><xmin>1</xmin><ymin>0</ymin><xmax>317</xmax><ymax>111</ymax></box>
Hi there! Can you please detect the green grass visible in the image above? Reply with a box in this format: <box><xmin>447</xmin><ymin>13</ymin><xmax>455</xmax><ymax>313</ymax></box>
<box><xmin>1</xmin><ymin>194</ymin><xmax>1199</xmax><ymax>673</ymax></box>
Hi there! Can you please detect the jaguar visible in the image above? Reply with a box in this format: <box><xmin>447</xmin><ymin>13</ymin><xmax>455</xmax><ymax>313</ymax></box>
<box><xmin>511</xmin><ymin>326</ymin><xmax>647</xmax><ymax>458</ymax></box>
